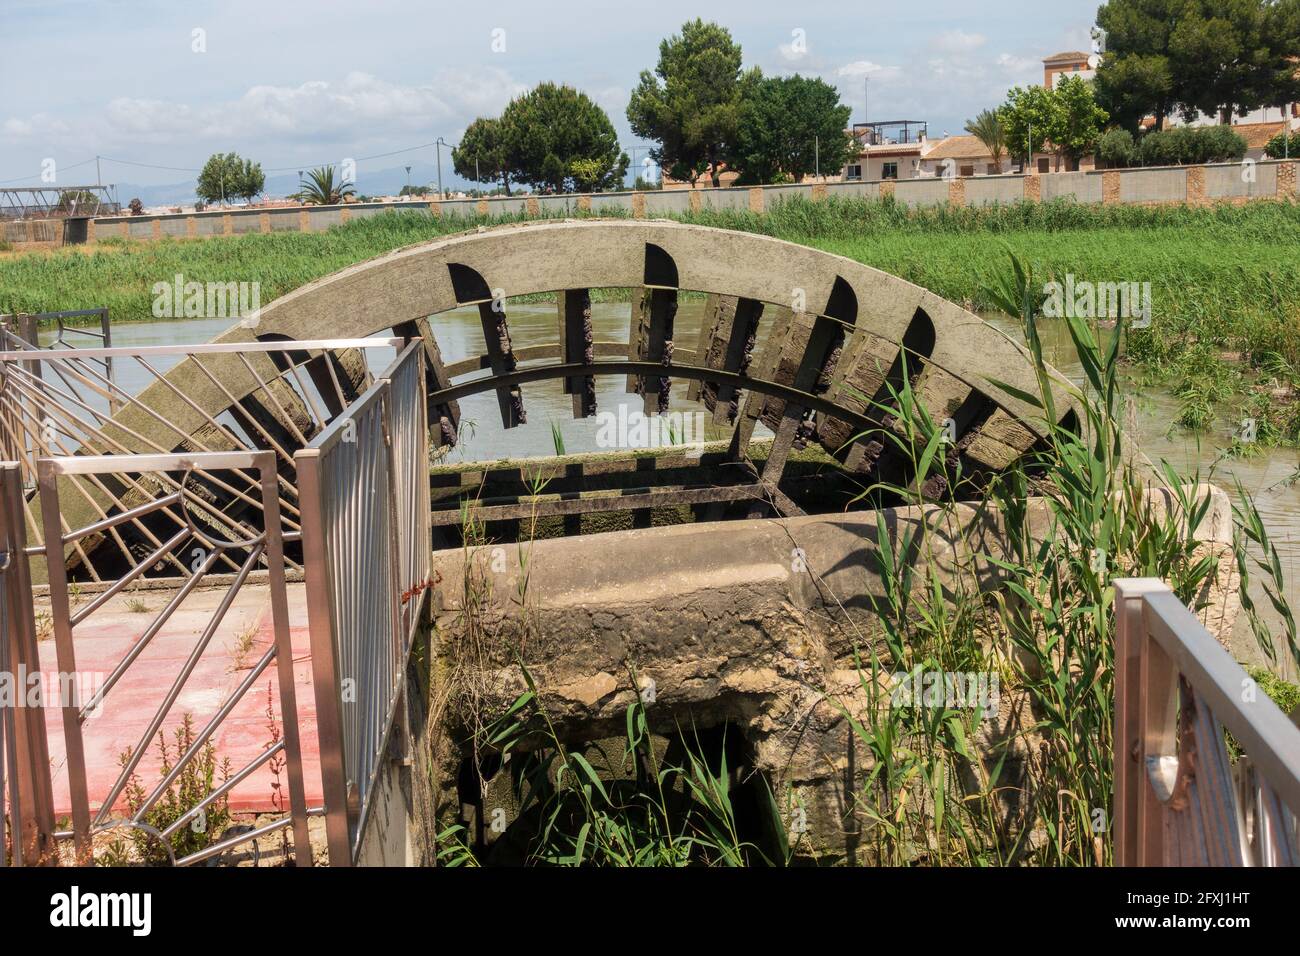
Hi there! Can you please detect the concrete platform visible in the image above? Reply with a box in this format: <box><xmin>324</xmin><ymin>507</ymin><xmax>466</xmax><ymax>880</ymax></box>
<box><xmin>36</xmin><ymin>582</ymin><xmax>323</xmax><ymax>816</ymax></box>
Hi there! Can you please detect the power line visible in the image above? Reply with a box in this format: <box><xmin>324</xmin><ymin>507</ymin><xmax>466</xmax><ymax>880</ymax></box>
<box><xmin>0</xmin><ymin>157</ymin><xmax>97</xmax><ymax>185</ymax></box>
<box><xmin>95</xmin><ymin>140</ymin><xmax>448</xmax><ymax>177</ymax></box>
<box><xmin>3</xmin><ymin>139</ymin><xmax>451</xmax><ymax>185</ymax></box>
<box><xmin>98</xmin><ymin>156</ymin><xmax>201</xmax><ymax>172</ymax></box>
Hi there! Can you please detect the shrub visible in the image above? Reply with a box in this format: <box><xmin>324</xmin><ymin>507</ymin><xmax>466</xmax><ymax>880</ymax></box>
<box><xmin>1138</xmin><ymin>126</ymin><xmax>1246</xmax><ymax>167</ymax></box>
<box><xmin>1097</xmin><ymin>128</ymin><xmax>1137</xmax><ymax>168</ymax></box>
<box><xmin>121</xmin><ymin>714</ymin><xmax>232</xmax><ymax>865</ymax></box>
<box><xmin>1264</xmin><ymin>130</ymin><xmax>1300</xmax><ymax>159</ymax></box>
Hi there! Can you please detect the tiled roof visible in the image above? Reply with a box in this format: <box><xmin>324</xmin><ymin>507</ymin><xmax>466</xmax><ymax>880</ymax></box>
<box><xmin>1232</xmin><ymin>121</ymin><xmax>1286</xmax><ymax>149</ymax></box>
<box><xmin>922</xmin><ymin>135</ymin><xmax>992</xmax><ymax>160</ymax></box>
<box><xmin>1044</xmin><ymin>51</ymin><xmax>1091</xmax><ymax>63</ymax></box>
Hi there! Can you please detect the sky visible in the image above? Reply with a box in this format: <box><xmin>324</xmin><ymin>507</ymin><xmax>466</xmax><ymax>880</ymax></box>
<box><xmin>0</xmin><ymin>0</ymin><xmax>1102</xmax><ymax>191</ymax></box>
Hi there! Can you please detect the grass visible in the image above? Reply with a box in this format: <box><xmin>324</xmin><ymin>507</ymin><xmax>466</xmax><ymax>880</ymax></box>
<box><xmin>3</xmin><ymin>196</ymin><xmax>1298</xmax><ymax>443</ymax></box>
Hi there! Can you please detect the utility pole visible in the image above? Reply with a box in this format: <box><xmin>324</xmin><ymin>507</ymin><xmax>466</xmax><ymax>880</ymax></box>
<box><xmin>435</xmin><ymin>137</ymin><xmax>452</xmax><ymax>199</ymax></box>
<box><xmin>95</xmin><ymin>155</ymin><xmax>101</xmax><ymax>188</ymax></box>
<box><xmin>405</xmin><ymin>165</ymin><xmax>411</xmax><ymax>193</ymax></box>
<box><xmin>815</xmin><ymin>135</ymin><xmax>820</xmax><ymax>180</ymax></box>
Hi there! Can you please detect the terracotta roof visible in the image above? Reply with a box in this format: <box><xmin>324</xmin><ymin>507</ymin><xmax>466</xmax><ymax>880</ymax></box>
<box><xmin>923</xmin><ymin>135</ymin><xmax>992</xmax><ymax>160</ymax></box>
<box><xmin>1044</xmin><ymin>51</ymin><xmax>1091</xmax><ymax>64</ymax></box>
<box><xmin>1232</xmin><ymin>121</ymin><xmax>1286</xmax><ymax>149</ymax></box>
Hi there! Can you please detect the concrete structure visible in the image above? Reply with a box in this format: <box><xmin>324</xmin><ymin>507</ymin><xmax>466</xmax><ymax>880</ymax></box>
<box><xmin>415</xmin><ymin>485</ymin><xmax>1240</xmax><ymax>864</ymax></box>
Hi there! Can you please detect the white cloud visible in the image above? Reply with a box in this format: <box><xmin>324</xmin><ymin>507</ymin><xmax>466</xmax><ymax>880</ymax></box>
<box><xmin>932</xmin><ymin>30</ymin><xmax>986</xmax><ymax>54</ymax></box>
<box><xmin>9</xmin><ymin>69</ymin><xmax>529</xmax><ymax>157</ymax></box>
<box><xmin>836</xmin><ymin>60</ymin><xmax>901</xmax><ymax>82</ymax></box>
<box><xmin>2</xmin><ymin>113</ymin><xmax>71</xmax><ymax>139</ymax></box>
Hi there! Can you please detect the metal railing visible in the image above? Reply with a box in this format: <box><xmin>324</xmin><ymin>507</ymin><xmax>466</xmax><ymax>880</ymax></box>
<box><xmin>40</xmin><ymin>450</ymin><xmax>314</xmax><ymax>865</ymax></box>
<box><xmin>1114</xmin><ymin>578</ymin><xmax>1300</xmax><ymax>866</ymax></box>
<box><xmin>1</xmin><ymin>461</ymin><xmax>57</xmax><ymax>865</ymax></box>
<box><xmin>298</xmin><ymin>342</ymin><xmax>430</xmax><ymax>865</ymax></box>
<box><xmin>0</xmin><ymin>333</ymin><xmax>403</xmax><ymax>580</ymax></box>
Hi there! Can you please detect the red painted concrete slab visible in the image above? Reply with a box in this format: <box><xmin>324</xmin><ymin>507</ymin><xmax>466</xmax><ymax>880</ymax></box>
<box><xmin>38</xmin><ymin>583</ymin><xmax>323</xmax><ymax>816</ymax></box>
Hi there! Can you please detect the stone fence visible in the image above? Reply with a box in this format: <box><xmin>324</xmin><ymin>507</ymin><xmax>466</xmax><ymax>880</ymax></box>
<box><xmin>7</xmin><ymin>159</ymin><xmax>1296</xmax><ymax>249</ymax></box>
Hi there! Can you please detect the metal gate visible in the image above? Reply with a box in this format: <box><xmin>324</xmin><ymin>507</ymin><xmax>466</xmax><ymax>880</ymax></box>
<box><xmin>39</xmin><ymin>450</ymin><xmax>313</xmax><ymax>865</ymax></box>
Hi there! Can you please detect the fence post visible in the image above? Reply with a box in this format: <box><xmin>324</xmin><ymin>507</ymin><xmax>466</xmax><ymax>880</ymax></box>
<box><xmin>37</xmin><ymin>460</ymin><xmax>92</xmax><ymax>863</ymax></box>
<box><xmin>257</xmin><ymin>451</ymin><xmax>315</xmax><ymax>866</ymax></box>
<box><xmin>297</xmin><ymin>446</ymin><xmax>354</xmax><ymax>866</ymax></box>
<box><xmin>1114</xmin><ymin>579</ymin><xmax>1158</xmax><ymax>864</ymax></box>
<box><xmin>1</xmin><ymin>461</ymin><xmax>57</xmax><ymax>865</ymax></box>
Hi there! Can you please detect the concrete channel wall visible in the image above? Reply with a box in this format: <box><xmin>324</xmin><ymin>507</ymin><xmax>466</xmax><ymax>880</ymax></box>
<box><xmin>7</xmin><ymin>160</ymin><xmax>1296</xmax><ymax>250</ymax></box>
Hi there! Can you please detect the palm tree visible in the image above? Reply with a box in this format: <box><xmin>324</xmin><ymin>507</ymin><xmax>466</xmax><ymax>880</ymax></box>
<box><xmin>294</xmin><ymin>166</ymin><xmax>356</xmax><ymax>205</ymax></box>
<box><xmin>964</xmin><ymin>109</ymin><xmax>1006</xmax><ymax>173</ymax></box>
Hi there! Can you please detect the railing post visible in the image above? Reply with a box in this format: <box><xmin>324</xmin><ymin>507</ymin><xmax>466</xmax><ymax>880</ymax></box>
<box><xmin>297</xmin><ymin>445</ymin><xmax>354</xmax><ymax>866</ymax></box>
<box><xmin>257</xmin><ymin>451</ymin><xmax>314</xmax><ymax>866</ymax></box>
<box><xmin>0</xmin><ymin>461</ymin><xmax>57</xmax><ymax>865</ymax></box>
<box><xmin>37</xmin><ymin>458</ymin><xmax>92</xmax><ymax>862</ymax></box>
<box><xmin>1113</xmin><ymin>578</ymin><xmax>1170</xmax><ymax>866</ymax></box>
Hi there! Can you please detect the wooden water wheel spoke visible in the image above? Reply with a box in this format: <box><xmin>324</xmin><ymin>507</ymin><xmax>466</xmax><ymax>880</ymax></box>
<box><xmin>448</xmin><ymin>263</ymin><xmax>525</xmax><ymax>429</ymax></box>
<box><xmin>558</xmin><ymin>289</ymin><xmax>597</xmax><ymax>419</ymax></box>
<box><xmin>690</xmin><ymin>294</ymin><xmax>764</xmax><ymax>426</ymax></box>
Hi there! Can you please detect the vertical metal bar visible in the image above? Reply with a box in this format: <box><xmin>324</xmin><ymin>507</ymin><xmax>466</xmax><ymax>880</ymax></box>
<box><xmin>16</xmin><ymin>315</ymin><xmax>42</xmax><ymax>468</ymax></box>
<box><xmin>37</xmin><ymin>459</ymin><xmax>92</xmax><ymax>862</ymax></box>
<box><xmin>1</xmin><ymin>462</ymin><xmax>57</xmax><ymax>865</ymax></box>
<box><xmin>99</xmin><ymin>309</ymin><xmax>118</xmax><ymax>415</ymax></box>
<box><xmin>257</xmin><ymin>450</ymin><xmax>314</xmax><ymax>867</ymax></box>
<box><xmin>297</xmin><ymin>445</ymin><xmax>352</xmax><ymax>866</ymax></box>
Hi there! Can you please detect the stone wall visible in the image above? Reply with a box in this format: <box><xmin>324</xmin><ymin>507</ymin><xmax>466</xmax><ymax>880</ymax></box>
<box><xmin>8</xmin><ymin>160</ymin><xmax>1291</xmax><ymax>251</ymax></box>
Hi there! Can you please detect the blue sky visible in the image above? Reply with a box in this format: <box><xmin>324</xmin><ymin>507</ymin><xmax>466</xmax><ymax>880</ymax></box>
<box><xmin>1</xmin><ymin>0</ymin><xmax>1101</xmax><ymax>189</ymax></box>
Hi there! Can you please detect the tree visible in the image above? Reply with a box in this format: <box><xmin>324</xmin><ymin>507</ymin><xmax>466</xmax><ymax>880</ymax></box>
<box><xmin>294</xmin><ymin>166</ymin><xmax>355</xmax><ymax>205</ymax></box>
<box><xmin>1053</xmin><ymin>75</ymin><xmax>1109</xmax><ymax>169</ymax></box>
<box><xmin>453</xmin><ymin>116</ymin><xmax>514</xmax><ymax>196</ymax></box>
<box><xmin>627</xmin><ymin>19</ymin><xmax>758</xmax><ymax>187</ymax></box>
<box><xmin>1095</xmin><ymin>0</ymin><xmax>1300</xmax><ymax>132</ymax></box>
<box><xmin>963</xmin><ymin>109</ymin><xmax>1007</xmax><ymax>173</ymax></box>
<box><xmin>196</xmin><ymin>152</ymin><xmax>263</xmax><ymax>205</ymax></box>
<box><xmin>998</xmin><ymin>86</ymin><xmax>1063</xmax><ymax>167</ymax></box>
<box><xmin>1167</xmin><ymin>0</ymin><xmax>1300</xmax><ymax>123</ymax></box>
<box><xmin>235</xmin><ymin>158</ymin><xmax>264</xmax><ymax>202</ymax></box>
<box><xmin>733</xmin><ymin>75</ymin><xmax>853</xmax><ymax>183</ymax></box>
<box><xmin>1094</xmin><ymin>53</ymin><xmax>1174</xmax><ymax>133</ymax></box>
<box><xmin>500</xmin><ymin>83</ymin><xmax>628</xmax><ymax>193</ymax></box>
